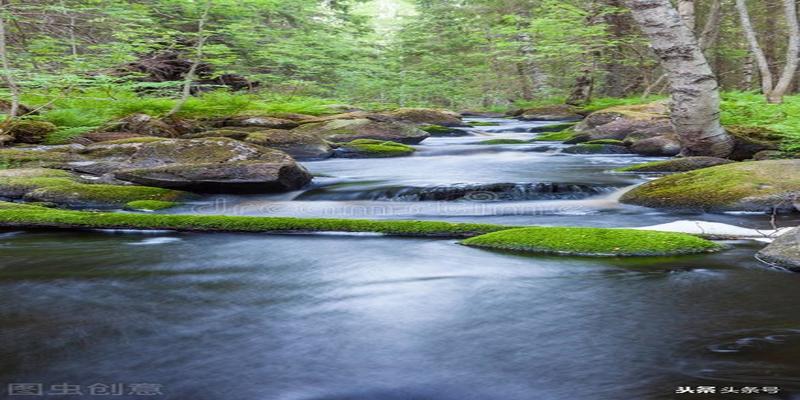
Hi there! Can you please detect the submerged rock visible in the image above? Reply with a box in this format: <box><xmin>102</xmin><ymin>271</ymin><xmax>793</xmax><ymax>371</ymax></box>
<box><xmin>617</xmin><ymin>157</ymin><xmax>735</xmax><ymax>173</ymax></box>
<box><xmin>620</xmin><ymin>160</ymin><xmax>800</xmax><ymax>212</ymax></box>
<box><xmin>758</xmin><ymin>228</ymin><xmax>800</xmax><ymax>271</ymax></box>
<box><xmin>294</xmin><ymin>118</ymin><xmax>429</xmax><ymax>144</ymax></box>
<box><xmin>562</xmin><ymin>144</ymin><xmax>632</xmax><ymax>154</ymax></box>
<box><xmin>333</xmin><ymin>139</ymin><xmax>415</xmax><ymax>158</ymax></box>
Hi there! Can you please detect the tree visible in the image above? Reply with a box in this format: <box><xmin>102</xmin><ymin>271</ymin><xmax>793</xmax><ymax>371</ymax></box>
<box><xmin>166</xmin><ymin>0</ymin><xmax>212</xmax><ymax>117</ymax></box>
<box><xmin>0</xmin><ymin>1</ymin><xmax>20</xmax><ymax>119</ymax></box>
<box><xmin>625</xmin><ymin>0</ymin><xmax>733</xmax><ymax>157</ymax></box>
<box><xmin>735</xmin><ymin>0</ymin><xmax>800</xmax><ymax>104</ymax></box>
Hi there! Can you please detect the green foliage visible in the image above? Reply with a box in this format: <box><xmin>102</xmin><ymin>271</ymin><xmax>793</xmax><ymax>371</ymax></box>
<box><xmin>461</xmin><ymin>226</ymin><xmax>721</xmax><ymax>256</ymax></box>
<box><xmin>720</xmin><ymin>91</ymin><xmax>800</xmax><ymax>152</ymax></box>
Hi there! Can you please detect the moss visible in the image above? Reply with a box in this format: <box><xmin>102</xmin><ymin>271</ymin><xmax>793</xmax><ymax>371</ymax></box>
<box><xmin>125</xmin><ymin>200</ymin><xmax>179</xmax><ymax>211</ymax></box>
<box><xmin>421</xmin><ymin>125</ymin><xmax>456</xmax><ymax>134</ymax></box>
<box><xmin>338</xmin><ymin>139</ymin><xmax>415</xmax><ymax>157</ymax></box>
<box><xmin>585</xmin><ymin>139</ymin><xmax>625</xmax><ymax>145</ymax></box>
<box><xmin>474</xmin><ymin>139</ymin><xmax>528</xmax><ymax>145</ymax></box>
<box><xmin>0</xmin><ymin>169</ymin><xmax>186</xmax><ymax>207</ymax></box>
<box><xmin>6</xmin><ymin>120</ymin><xmax>57</xmax><ymax>143</ymax></box>
<box><xmin>531</xmin><ymin>128</ymin><xmax>575</xmax><ymax>142</ymax></box>
<box><xmin>620</xmin><ymin>160</ymin><xmax>800</xmax><ymax>211</ymax></box>
<box><xmin>0</xmin><ymin>149</ymin><xmax>76</xmax><ymax>168</ymax></box>
<box><xmin>0</xmin><ymin>202</ymin><xmax>508</xmax><ymax>237</ymax></box>
<box><xmin>616</xmin><ymin>157</ymin><xmax>734</xmax><ymax>173</ymax></box>
<box><xmin>528</xmin><ymin>122</ymin><xmax>577</xmax><ymax>133</ymax></box>
<box><xmin>469</xmin><ymin>121</ymin><xmax>499</xmax><ymax>127</ymax></box>
<box><xmin>461</xmin><ymin>226</ymin><xmax>721</xmax><ymax>257</ymax></box>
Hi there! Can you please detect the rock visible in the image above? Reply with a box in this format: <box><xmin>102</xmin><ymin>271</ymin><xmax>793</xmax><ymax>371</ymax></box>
<box><xmin>73</xmin><ymin>132</ymin><xmax>148</xmax><ymax>144</ymax></box>
<box><xmin>0</xmin><ymin>147</ymin><xmax>81</xmax><ymax>168</ymax></box>
<box><xmin>181</xmin><ymin>129</ymin><xmax>251</xmax><ymax>140</ymax></box>
<box><xmin>757</xmin><ymin>228</ymin><xmax>800</xmax><ymax>271</ymax></box>
<box><xmin>101</xmin><ymin>114</ymin><xmax>180</xmax><ymax>138</ymax></box>
<box><xmin>333</xmin><ymin>139</ymin><xmax>415</xmax><ymax>158</ymax></box>
<box><xmin>752</xmin><ymin>150</ymin><xmax>787</xmax><ymax>161</ymax></box>
<box><xmin>572</xmin><ymin>102</ymin><xmax>674</xmax><ymax>144</ymax></box>
<box><xmin>244</xmin><ymin>129</ymin><xmax>333</xmax><ymax>160</ymax></box>
<box><xmin>111</xmin><ymin>138</ymin><xmax>312</xmax><ymax>193</ymax></box>
<box><xmin>562</xmin><ymin>144</ymin><xmax>632</xmax><ymax>154</ymax></box>
<box><xmin>5</xmin><ymin>120</ymin><xmax>57</xmax><ymax>144</ymax></box>
<box><xmin>518</xmin><ymin>105</ymin><xmax>583</xmax><ymax>121</ymax></box>
<box><xmin>0</xmin><ymin>168</ymin><xmax>186</xmax><ymax>208</ymax></box>
<box><xmin>620</xmin><ymin>160</ymin><xmax>800</xmax><ymax>212</ymax></box>
<box><xmin>0</xmin><ymin>134</ymin><xmax>14</xmax><ymax>146</ymax></box>
<box><xmin>294</xmin><ymin>118</ymin><xmax>429</xmax><ymax>144</ymax></box>
<box><xmin>617</xmin><ymin>157</ymin><xmax>735</xmax><ymax>173</ymax></box>
<box><xmin>220</xmin><ymin>116</ymin><xmax>299</xmax><ymax>130</ymax></box>
<box><xmin>323</xmin><ymin>104</ymin><xmax>364</xmax><ymax>114</ymax></box>
<box><xmin>528</xmin><ymin>122</ymin><xmax>577</xmax><ymax>133</ymax></box>
<box><xmin>115</xmin><ymin>160</ymin><xmax>311</xmax><ymax>193</ymax></box>
<box><xmin>382</xmin><ymin>108</ymin><xmax>465</xmax><ymax>127</ymax></box>
<box><xmin>726</xmin><ymin>125</ymin><xmax>783</xmax><ymax>161</ymax></box>
<box><xmin>629</xmin><ymin>135</ymin><xmax>681</xmax><ymax>156</ymax></box>
<box><xmin>421</xmin><ymin>125</ymin><xmax>470</xmax><ymax>136</ymax></box>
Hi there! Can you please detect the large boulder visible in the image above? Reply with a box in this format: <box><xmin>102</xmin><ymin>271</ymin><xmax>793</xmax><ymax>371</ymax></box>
<box><xmin>572</xmin><ymin>102</ymin><xmax>673</xmax><ymax>144</ymax></box>
<box><xmin>620</xmin><ymin>160</ymin><xmax>800</xmax><ymax>212</ymax></box>
<box><xmin>381</xmin><ymin>108</ymin><xmax>466</xmax><ymax>127</ymax></box>
<box><xmin>111</xmin><ymin>138</ymin><xmax>312</xmax><ymax>193</ymax></box>
<box><xmin>757</xmin><ymin>228</ymin><xmax>800</xmax><ymax>271</ymax></box>
<box><xmin>517</xmin><ymin>105</ymin><xmax>583</xmax><ymax>122</ymax></box>
<box><xmin>617</xmin><ymin>157</ymin><xmax>735</xmax><ymax>173</ymax></box>
<box><xmin>293</xmin><ymin>118</ymin><xmax>429</xmax><ymax>144</ymax></box>
<box><xmin>244</xmin><ymin>129</ymin><xmax>333</xmax><ymax>160</ymax></box>
<box><xmin>218</xmin><ymin>116</ymin><xmax>299</xmax><ymax>130</ymax></box>
<box><xmin>629</xmin><ymin>135</ymin><xmax>681</xmax><ymax>156</ymax></box>
<box><xmin>4</xmin><ymin>120</ymin><xmax>57</xmax><ymax>144</ymax></box>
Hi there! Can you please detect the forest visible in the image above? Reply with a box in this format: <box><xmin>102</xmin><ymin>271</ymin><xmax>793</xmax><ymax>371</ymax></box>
<box><xmin>1</xmin><ymin>1</ymin><xmax>800</xmax><ymax>399</ymax></box>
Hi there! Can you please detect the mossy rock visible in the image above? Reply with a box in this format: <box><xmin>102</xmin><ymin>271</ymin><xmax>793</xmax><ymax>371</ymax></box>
<box><xmin>101</xmin><ymin>114</ymin><xmax>180</xmax><ymax>138</ymax></box>
<box><xmin>182</xmin><ymin>129</ymin><xmax>251</xmax><ymax>140</ymax></box>
<box><xmin>616</xmin><ymin>157</ymin><xmax>735</xmax><ymax>173</ymax></box>
<box><xmin>0</xmin><ymin>168</ymin><xmax>187</xmax><ymax>208</ymax></box>
<box><xmin>531</xmin><ymin>128</ymin><xmax>576</xmax><ymax>142</ymax></box>
<box><xmin>0</xmin><ymin>148</ymin><xmax>79</xmax><ymax>169</ymax></box>
<box><xmin>474</xmin><ymin>139</ymin><xmax>528</xmax><ymax>145</ymax></box>
<box><xmin>469</xmin><ymin>121</ymin><xmax>500</xmax><ymax>127</ymax></box>
<box><xmin>295</xmin><ymin>118</ymin><xmax>429</xmax><ymax>144</ymax></box>
<box><xmin>382</xmin><ymin>108</ymin><xmax>464</xmax><ymax>127</ymax></box>
<box><xmin>125</xmin><ymin>200</ymin><xmax>179</xmax><ymax>211</ymax></box>
<box><xmin>518</xmin><ymin>105</ymin><xmax>583</xmax><ymax>121</ymax></box>
<box><xmin>335</xmin><ymin>139</ymin><xmax>416</xmax><ymax>158</ymax></box>
<box><xmin>244</xmin><ymin>129</ymin><xmax>333</xmax><ymax>160</ymax></box>
<box><xmin>461</xmin><ymin>226</ymin><xmax>721</xmax><ymax>257</ymax></box>
<box><xmin>584</xmin><ymin>139</ymin><xmax>625</xmax><ymax>145</ymax></box>
<box><xmin>562</xmin><ymin>144</ymin><xmax>631</xmax><ymax>154</ymax></box>
<box><xmin>726</xmin><ymin>125</ymin><xmax>783</xmax><ymax>161</ymax></box>
<box><xmin>620</xmin><ymin>160</ymin><xmax>800</xmax><ymax>212</ymax></box>
<box><xmin>420</xmin><ymin>124</ymin><xmax>469</xmax><ymax>136</ymax></box>
<box><xmin>99</xmin><ymin>137</ymin><xmax>167</xmax><ymax>145</ymax></box>
<box><xmin>5</xmin><ymin>120</ymin><xmax>57</xmax><ymax>144</ymax></box>
<box><xmin>528</xmin><ymin>122</ymin><xmax>576</xmax><ymax>133</ymax></box>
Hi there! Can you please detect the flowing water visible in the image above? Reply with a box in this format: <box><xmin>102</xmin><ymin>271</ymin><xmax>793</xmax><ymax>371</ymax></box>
<box><xmin>2</xmin><ymin>119</ymin><xmax>800</xmax><ymax>400</ymax></box>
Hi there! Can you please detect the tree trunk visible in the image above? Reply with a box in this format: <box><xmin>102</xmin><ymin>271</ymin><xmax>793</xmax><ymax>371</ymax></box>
<box><xmin>166</xmin><ymin>1</ymin><xmax>212</xmax><ymax>118</ymax></box>
<box><xmin>515</xmin><ymin>62</ymin><xmax>534</xmax><ymax>101</ymax></box>
<box><xmin>698</xmin><ymin>0</ymin><xmax>723</xmax><ymax>52</ymax></box>
<box><xmin>625</xmin><ymin>0</ymin><xmax>733</xmax><ymax>157</ymax></box>
<box><xmin>742</xmin><ymin>53</ymin><xmax>755</xmax><ymax>90</ymax></box>
<box><xmin>565</xmin><ymin>68</ymin><xmax>594</xmax><ymax>106</ymax></box>
<box><xmin>677</xmin><ymin>0</ymin><xmax>696</xmax><ymax>32</ymax></box>
<box><xmin>735</xmin><ymin>0</ymin><xmax>800</xmax><ymax>103</ymax></box>
<box><xmin>0</xmin><ymin>5</ymin><xmax>19</xmax><ymax>120</ymax></box>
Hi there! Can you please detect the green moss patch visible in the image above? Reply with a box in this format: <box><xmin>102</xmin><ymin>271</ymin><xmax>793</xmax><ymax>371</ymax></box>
<box><xmin>620</xmin><ymin>160</ymin><xmax>800</xmax><ymax>211</ymax></box>
<box><xmin>461</xmin><ymin>226</ymin><xmax>720</xmax><ymax>256</ymax></box>
<box><xmin>585</xmin><ymin>139</ymin><xmax>625</xmax><ymax>145</ymax></box>
<box><xmin>337</xmin><ymin>139</ymin><xmax>415</xmax><ymax>158</ymax></box>
<box><xmin>421</xmin><ymin>125</ymin><xmax>456</xmax><ymax>134</ymax></box>
<box><xmin>469</xmin><ymin>121</ymin><xmax>499</xmax><ymax>127</ymax></box>
<box><xmin>616</xmin><ymin>157</ymin><xmax>734</xmax><ymax>173</ymax></box>
<box><xmin>531</xmin><ymin>128</ymin><xmax>575</xmax><ymax>142</ymax></box>
<box><xmin>0</xmin><ymin>169</ymin><xmax>186</xmax><ymax>208</ymax></box>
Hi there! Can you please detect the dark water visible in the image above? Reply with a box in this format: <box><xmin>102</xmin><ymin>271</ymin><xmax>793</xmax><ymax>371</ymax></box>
<box><xmin>2</xmin><ymin>119</ymin><xmax>800</xmax><ymax>400</ymax></box>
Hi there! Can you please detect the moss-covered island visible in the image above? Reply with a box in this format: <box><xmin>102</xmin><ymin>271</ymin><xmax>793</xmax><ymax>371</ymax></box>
<box><xmin>461</xmin><ymin>226</ymin><xmax>722</xmax><ymax>256</ymax></box>
<box><xmin>0</xmin><ymin>202</ymin><xmax>721</xmax><ymax>256</ymax></box>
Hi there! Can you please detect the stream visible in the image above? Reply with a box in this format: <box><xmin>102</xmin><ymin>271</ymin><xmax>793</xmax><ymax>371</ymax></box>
<box><xmin>2</xmin><ymin>118</ymin><xmax>800</xmax><ymax>400</ymax></box>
